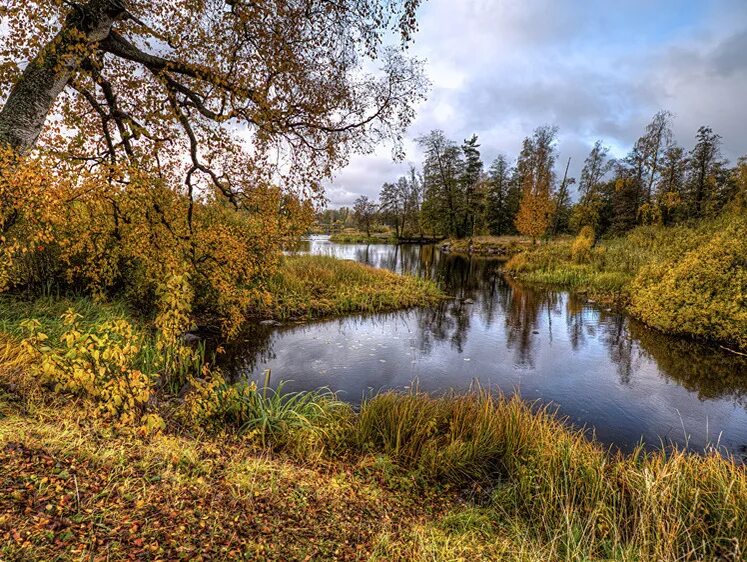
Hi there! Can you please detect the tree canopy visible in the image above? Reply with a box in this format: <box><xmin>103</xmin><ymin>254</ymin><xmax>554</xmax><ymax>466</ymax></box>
<box><xmin>0</xmin><ymin>0</ymin><xmax>427</xmax><ymax>199</ymax></box>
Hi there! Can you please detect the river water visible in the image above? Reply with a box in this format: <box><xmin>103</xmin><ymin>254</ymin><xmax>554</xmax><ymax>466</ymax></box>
<box><xmin>219</xmin><ymin>236</ymin><xmax>747</xmax><ymax>458</ymax></box>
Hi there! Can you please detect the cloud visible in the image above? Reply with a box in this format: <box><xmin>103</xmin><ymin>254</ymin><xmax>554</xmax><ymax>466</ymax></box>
<box><xmin>325</xmin><ymin>0</ymin><xmax>747</xmax><ymax>207</ymax></box>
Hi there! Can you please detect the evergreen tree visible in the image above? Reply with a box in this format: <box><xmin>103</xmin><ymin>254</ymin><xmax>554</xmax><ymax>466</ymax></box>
<box><xmin>460</xmin><ymin>134</ymin><xmax>484</xmax><ymax>237</ymax></box>
<box><xmin>485</xmin><ymin>155</ymin><xmax>513</xmax><ymax>235</ymax></box>
<box><xmin>655</xmin><ymin>145</ymin><xmax>687</xmax><ymax>225</ymax></box>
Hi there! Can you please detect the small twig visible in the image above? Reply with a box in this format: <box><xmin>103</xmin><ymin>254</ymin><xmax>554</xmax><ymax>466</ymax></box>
<box><xmin>719</xmin><ymin>345</ymin><xmax>747</xmax><ymax>357</ymax></box>
<box><xmin>74</xmin><ymin>474</ymin><xmax>81</xmax><ymax>513</ymax></box>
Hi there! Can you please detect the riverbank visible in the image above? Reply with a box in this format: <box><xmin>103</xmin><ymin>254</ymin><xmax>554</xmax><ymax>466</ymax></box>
<box><xmin>505</xmin><ymin>214</ymin><xmax>747</xmax><ymax>351</ymax></box>
<box><xmin>328</xmin><ymin>232</ymin><xmax>445</xmax><ymax>245</ymax></box>
<box><xmin>1</xmin><ymin>362</ymin><xmax>744</xmax><ymax>561</ymax></box>
<box><xmin>440</xmin><ymin>235</ymin><xmax>534</xmax><ymax>257</ymax></box>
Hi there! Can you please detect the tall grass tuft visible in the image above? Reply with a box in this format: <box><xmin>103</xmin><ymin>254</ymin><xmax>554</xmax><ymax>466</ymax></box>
<box><xmin>356</xmin><ymin>387</ymin><xmax>746</xmax><ymax>560</ymax></box>
<box><xmin>183</xmin><ymin>370</ymin><xmax>353</xmax><ymax>460</ymax></box>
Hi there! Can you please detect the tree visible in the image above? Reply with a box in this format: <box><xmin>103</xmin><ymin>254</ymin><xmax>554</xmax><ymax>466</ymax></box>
<box><xmin>514</xmin><ymin>126</ymin><xmax>557</xmax><ymax>242</ymax></box>
<box><xmin>639</xmin><ymin>110</ymin><xmax>674</xmax><ymax>206</ymax></box>
<box><xmin>655</xmin><ymin>145</ymin><xmax>687</xmax><ymax>224</ymax></box>
<box><xmin>551</xmin><ymin>156</ymin><xmax>575</xmax><ymax>235</ymax></box>
<box><xmin>611</xmin><ymin>143</ymin><xmax>646</xmax><ymax>233</ymax></box>
<box><xmin>686</xmin><ymin>126</ymin><xmax>723</xmax><ymax>217</ymax></box>
<box><xmin>418</xmin><ymin>130</ymin><xmax>464</xmax><ymax>237</ymax></box>
<box><xmin>0</xmin><ymin>0</ymin><xmax>426</xmax><ymax>197</ymax></box>
<box><xmin>352</xmin><ymin>196</ymin><xmax>377</xmax><ymax>237</ymax></box>
<box><xmin>571</xmin><ymin>140</ymin><xmax>614</xmax><ymax>234</ymax></box>
<box><xmin>459</xmin><ymin>134</ymin><xmax>483</xmax><ymax>237</ymax></box>
<box><xmin>485</xmin><ymin>154</ymin><xmax>512</xmax><ymax>235</ymax></box>
<box><xmin>379</xmin><ymin>181</ymin><xmax>406</xmax><ymax>237</ymax></box>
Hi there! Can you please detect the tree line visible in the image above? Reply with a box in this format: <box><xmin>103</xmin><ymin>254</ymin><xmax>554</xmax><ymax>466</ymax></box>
<box><xmin>330</xmin><ymin>111</ymin><xmax>745</xmax><ymax>240</ymax></box>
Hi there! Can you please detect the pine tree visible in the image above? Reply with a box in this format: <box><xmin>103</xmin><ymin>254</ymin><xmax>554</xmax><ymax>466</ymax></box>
<box><xmin>686</xmin><ymin>126</ymin><xmax>723</xmax><ymax>218</ymax></box>
<box><xmin>485</xmin><ymin>155</ymin><xmax>512</xmax><ymax>234</ymax></box>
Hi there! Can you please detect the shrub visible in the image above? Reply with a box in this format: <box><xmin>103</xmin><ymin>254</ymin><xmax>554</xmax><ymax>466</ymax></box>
<box><xmin>19</xmin><ymin>309</ymin><xmax>163</xmax><ymax>430</ymax></box>
<box><xmin>630</xmin><ymin>216</ymin><xmax>747</xmax><ymax>349</ymax></box>
<box><xmin>570</xmin><ymin>226</ymin><xmax>594</xmax><ymax>264</ymax></box>
<box><xmin>0</xmin><ymin>151</ymin><xmax>313</xmax><ymax>336</ymax></box>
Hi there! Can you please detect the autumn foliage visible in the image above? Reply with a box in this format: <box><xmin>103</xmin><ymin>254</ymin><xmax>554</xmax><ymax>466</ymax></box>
<box><xmin>0</xmin><ymin>149</ymin><xmax>312</xmax><ymax>335</ymax></box>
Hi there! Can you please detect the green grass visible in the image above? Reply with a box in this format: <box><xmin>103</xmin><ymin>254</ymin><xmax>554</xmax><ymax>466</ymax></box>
<box><xmin>356</xmin><ymin>388</ymin><xmax>746</xmax><ymax>561</ymax></box>
<box><xmin>1</xmin><ymin>377</ymin><xmax>744</xmax><ymax>560</ymax></box>
<box><xmin>0</xmin><ymin>294</ymin><xmax>138</xmax><ymax>340</ymax></box>
<box><xmin>256</xmin><ymin>254</ymin><xmax>444</xmax><ymax>320</ymax></box>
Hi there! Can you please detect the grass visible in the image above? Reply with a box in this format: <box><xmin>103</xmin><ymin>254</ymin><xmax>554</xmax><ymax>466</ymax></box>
<box><xmin>1</xmin><ymin>248</ymin><xmax>745</xmax><ymax>560</ymax></box>
<box><xmin>256</xmin><ymin>254</ymin><xmax>444</xmax><ymax>320</ymax></box>
<box><xmin>1</xmin><ymin>373</ymin><xmax>744</xmax><ymax>560</ymax></box>
<box><xmin>329</xmin><ymin>232</ymin><xmax>398</xmax><ymax>244</ymax></box>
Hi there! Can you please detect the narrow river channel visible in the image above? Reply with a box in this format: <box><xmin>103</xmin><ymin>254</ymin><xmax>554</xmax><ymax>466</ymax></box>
<box><xmin>218</xmin><ymin>236</ymin><xmax>747</xmax><ymax>459</ymax></box>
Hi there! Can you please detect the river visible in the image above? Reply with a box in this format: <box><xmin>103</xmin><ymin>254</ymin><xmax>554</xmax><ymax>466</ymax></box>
<box><xmin>218</xmin><ymin>236</ymin><xmax>747</xmax><ymax>458</ymax></box>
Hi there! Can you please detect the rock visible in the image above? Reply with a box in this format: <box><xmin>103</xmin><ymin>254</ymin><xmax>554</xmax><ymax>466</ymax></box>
<box><xmin>259</xmin><ymin>319</ymin><xmax>280</xmax><ymax>326</ymax></box>
<box><xmin>532</xmin><ymin>330</ymin><xmax>539</xmax><ymax>334</ymax></box>
<box><xmin>179</xmin><ymin>332</ymin><xmax>202</xmax><ymax>344</ymax></box>
<box><xmin>463</xmin><ymin>298</ymin><xmax>475</xmax><ymax>304</ymax></box>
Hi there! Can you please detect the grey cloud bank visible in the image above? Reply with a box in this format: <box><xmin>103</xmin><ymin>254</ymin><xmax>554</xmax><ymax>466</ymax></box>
<box><xmin>326</xmin><ymin>0</ymin><xmax>747</xmax><ymax>207</ymax></box>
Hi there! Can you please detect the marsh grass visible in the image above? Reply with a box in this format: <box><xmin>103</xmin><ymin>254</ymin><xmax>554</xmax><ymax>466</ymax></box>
<box><xmin>356</xmin><ymin>388</ymin><xmax>747</xmax><ymax>561</ymax></box>
<box><xmin>257</xmin><ymin>254</ymin><xmax>444</xmax><ymax>319</ymax></box>
<box><xmin>443</xmin><ymin>235</ymin><xmax>535</xmax><ymax>256</ymax></box>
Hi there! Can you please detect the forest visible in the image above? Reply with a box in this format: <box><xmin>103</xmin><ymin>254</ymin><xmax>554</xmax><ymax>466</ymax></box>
<box><xmin>323</xmin><ymin>112</ymin><xmax>744</xmax><ymax>242</ymax></box>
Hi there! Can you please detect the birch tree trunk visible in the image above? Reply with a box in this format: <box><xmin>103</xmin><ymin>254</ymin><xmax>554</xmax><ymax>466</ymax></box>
<box><xmin>0</xmin><ymin>0</ymin><xmax>128</xmax><ymax>152</ymax></box>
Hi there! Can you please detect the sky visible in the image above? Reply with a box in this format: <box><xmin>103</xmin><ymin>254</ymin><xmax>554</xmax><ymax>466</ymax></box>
<box><xmin>325</xmin><ymin>0</ymin><xmax>747</xmax><ymax>207</ymax></box>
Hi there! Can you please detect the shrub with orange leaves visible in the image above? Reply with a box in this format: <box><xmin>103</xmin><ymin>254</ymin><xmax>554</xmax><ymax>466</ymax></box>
<box><xmin>0</xmin><ymin>149</ymin><xmax>313</xmax><ymax>336</ymax></box>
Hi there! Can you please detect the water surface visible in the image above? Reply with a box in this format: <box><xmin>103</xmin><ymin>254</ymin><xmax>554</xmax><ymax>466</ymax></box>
<box><xmin>220</xmin><ymin>236</ymin><xmax>747</xmax><ymax>458</ymax></box>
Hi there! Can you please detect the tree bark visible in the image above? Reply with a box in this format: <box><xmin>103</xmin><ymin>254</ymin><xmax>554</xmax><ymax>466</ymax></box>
<box><xmin>0</xmin><ymin>0</ymin><xmax>129</xmax><ymax>153</ymax></box>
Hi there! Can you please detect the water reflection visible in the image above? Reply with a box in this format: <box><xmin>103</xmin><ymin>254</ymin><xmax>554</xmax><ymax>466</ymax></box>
<box><xmin>221</xmin><ymin>236</ymin><xmax>747</xmax><ymax>457</ymax></box>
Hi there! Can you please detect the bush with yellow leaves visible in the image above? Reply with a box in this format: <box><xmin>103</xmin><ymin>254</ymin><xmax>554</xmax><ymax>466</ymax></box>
<box><xmin>0</xmin><ymin>150</ymin><xmax>313</xmax><ymax>337</ymax></box>
<box><xmin>19</xmin><ymin>309</ymin><xmax>164</xmax><ymax>431</ymax></box>
<box><xmin>630</xmin><ymin>215</ymin><xmax>747</xmax><ymax>350</ymax></box>
<box><xmin>571</xmin><ymin>226</ymin><xmax>595</xmax><ymax>264</ymax></box>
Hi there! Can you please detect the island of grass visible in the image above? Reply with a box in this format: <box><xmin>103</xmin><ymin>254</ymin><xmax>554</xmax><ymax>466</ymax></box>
<box><xmin>439</xmin><ymin>235</ymin><xmax>536</xmax><ymax>257</ymax></box>
<box><xmin>260</xmin><ymin>254</ymin><xmax>444</xmax><ymax>320</ymax></box>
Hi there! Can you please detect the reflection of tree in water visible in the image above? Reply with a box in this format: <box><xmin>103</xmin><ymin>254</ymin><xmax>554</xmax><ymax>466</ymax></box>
<box><xmin>502</xmin><ymin>275</ymin><xmax>562</xmax><ymax>367</ymax></box>
<box><xmin>564</xmin><ymin>295</ymin><xmax>604</xmax><ymax>350</ymax></box>
<box><xmin>595</xmin><ymin>313</ymin><xmax>637</xmax><ymax>385</ymax></box>
<box><xmin>628</xmin><ymin>320</ymin><xmax>747</xmax><ymax>407</ymax></box>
